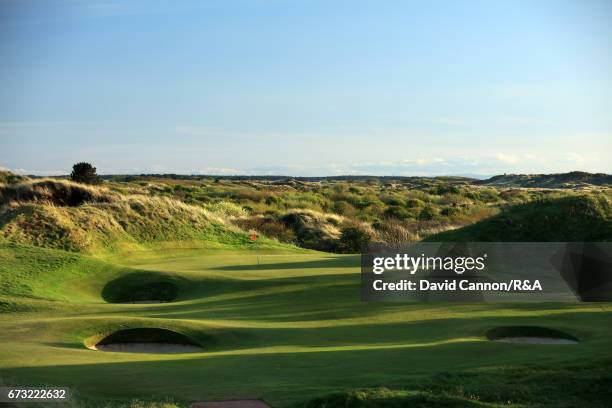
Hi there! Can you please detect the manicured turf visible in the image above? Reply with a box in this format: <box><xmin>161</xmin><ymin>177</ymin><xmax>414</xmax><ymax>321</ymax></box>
<box><xmin>0</xmin><ymin>243</ymin><xmax>611</xmax><ymax>407</ymax></box>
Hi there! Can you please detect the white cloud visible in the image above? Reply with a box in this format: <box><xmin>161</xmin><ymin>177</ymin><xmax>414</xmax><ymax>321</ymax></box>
<box><xmin>495</xmin><ymin>153</ymin><xmax>520</xmax><ymax>165</ymax></box>
<box><xmin>195</xmin><ymin>167</ymin><xmax>244</xmax><ymax>175</ymax></box>
<box><xmin>565</xmin><ymin>153</ymin><xmax>586</xmax><ymax>164</ymax></box>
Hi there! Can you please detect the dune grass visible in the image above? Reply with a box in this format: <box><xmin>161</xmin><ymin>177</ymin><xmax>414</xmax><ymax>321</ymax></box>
<box><xmin>0</xmin><ymin>179</ymin><xmax>294</xmax><ymax>255</ymax></box>
<box><xmin>427</xmin><ymin>195</ymin><xmax>612</xmax><ymax>242</ymax></box>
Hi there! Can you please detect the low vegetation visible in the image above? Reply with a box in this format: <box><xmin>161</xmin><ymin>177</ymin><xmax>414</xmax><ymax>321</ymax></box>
<box><xmin>0</xmin><ymin>177</ymin><xmax>284</xmax><ymax>254</ymax></box>
<box><xmin>477</xmin><ymin>171</ymin><xmax>612</xmax><ymax>188</ymax></box>
<box><xmin>0</xmin><ymin>169</ymin><xmax>29</xmax><ymax>184</ymax></box>
<box><xmin>428</xmin><ymin>195</ymin><xmax>612</xmax><ymax>242</ymax></box>
<box><xmin>296</xmin><ymin>360</ymin><xmax>612</xmax><ymax>408</ymax></box>
<box><xmin>1</xmin><ymin>170</ymin><xmax>610</xmax><ymax>254</ymax></box>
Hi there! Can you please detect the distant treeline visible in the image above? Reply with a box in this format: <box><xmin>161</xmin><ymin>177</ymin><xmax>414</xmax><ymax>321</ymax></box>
<box><xmin>29</xmin><ymin>171</ymin><xmax>611</xmax><ymax>188</ymax></box>
<box><xmin>99</xmin><ymin>174</ymin><xmax>475</xmax><ymax>183</ymax></box>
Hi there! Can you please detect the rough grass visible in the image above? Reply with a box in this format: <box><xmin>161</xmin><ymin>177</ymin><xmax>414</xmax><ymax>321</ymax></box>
<box><xmin>3</xmin><ymin>173</ymin><xmax>609</xmax><ymax>253</ymax></box>
<box><xmin>0</xmin><ymin>170</ymin><xmax>29</xmax><ymax>185</ymax></box>
<box><xmin>427</xmin><ymin>195</ymin><xmax>612</xmax><ymax>242</ymax></box>
<box><xmin>0</xmin><ymin>179</ymin><xmax>291</xmax><ymax>254</ymax></box>
<box><xmin>103</xmin><ymin>174</ymin><xmax>606</xmax><ymax>250</ymax></box>
<box><xmin>278</xmin><ymin>209</ymin><xmax>343</xmax><ymax>251</ymax></box>
<box><xmin>295</xmin><ymin>388</ymin><xmax>490</xmax><ymax>408</ymax></box>
<box><xmin>0</xmin><ymin>178</ymin><xmax>115</xmax><ymax>207</ymax></box>
<box><xmin>296</xmin><ymin>360</ymin><xmax>612</xmax><ymax>408</ymax></box>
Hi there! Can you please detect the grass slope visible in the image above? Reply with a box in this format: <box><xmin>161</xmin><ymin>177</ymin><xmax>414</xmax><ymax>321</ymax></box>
<box><xmin>1</xmin><ymin>243</ymin><xmax>611</xmax><ymax>407</ymax></box>
<box><xmin>427</xmin><ymin>195</ymin><xmax>612</xmax><ymax>242</ymax></box>
<box><xmin>0</xmin><ymin>179</ymin><xmax>292</xmax><ymax>255</ymax></box>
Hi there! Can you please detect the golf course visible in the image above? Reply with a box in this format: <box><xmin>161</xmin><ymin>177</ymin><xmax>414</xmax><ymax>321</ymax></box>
<box><xmin>2</xmin><ymin>1</ymin><xmax>612</xmax><ymax>405</ymax></box>
<box><xmin>1</xmin><ymin>241</ymin><xmax>612</xmax><ymax>407</ymax></box>
<box><xmin>1</xmin><ymin>173</ymin><xmax>611</xmax><ymax>407</ymax></box>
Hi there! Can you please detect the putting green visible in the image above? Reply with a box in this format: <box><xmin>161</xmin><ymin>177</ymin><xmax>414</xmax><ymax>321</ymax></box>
<box><xmin>0</xmin><ymin>243</ymin><xmax>611</xmax><ymax>406</ymax></box>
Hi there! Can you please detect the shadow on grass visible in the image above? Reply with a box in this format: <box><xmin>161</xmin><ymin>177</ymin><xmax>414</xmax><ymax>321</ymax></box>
<box><xmin>3</xmin><ymin>344</ymin><xmax>612</xmax><ymax>407</ymax></box>
<box><xmin>91</xmin><ymin>272</ymin><xmax>362</xmax><ymax>319</ymax></box>
<box><xmin>101</xmin><ymin>272</ymin><xmax>192</xmax><ymax>303</ymax></box>
<box><xmin>215</xmin><ymin>256</ymin><xmax>359</xmax><ymax>271</ymax></box>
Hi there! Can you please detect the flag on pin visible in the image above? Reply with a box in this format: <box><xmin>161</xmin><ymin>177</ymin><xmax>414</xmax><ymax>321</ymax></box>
<box><xmin>251</xmin><ymin>231</ymin><xmax>257</xmax><ymax>241</ymax></box>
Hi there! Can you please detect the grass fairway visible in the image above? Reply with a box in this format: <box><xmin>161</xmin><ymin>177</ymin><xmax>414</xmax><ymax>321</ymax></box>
<box><xmin>1</xmin><ymin>243</ymin><xmax>611</xmax><ymax>407</ymax></box>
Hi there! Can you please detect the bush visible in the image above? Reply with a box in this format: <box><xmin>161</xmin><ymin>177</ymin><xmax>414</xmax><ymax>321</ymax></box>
<box><xmin>203</xmin><ymin>201</ymin><xmax>248</xmax><ymax>217</ymax></box>
<box><xmin>405</xmin><ymin>198</ymin><xmax>424</xmax><ymax>208</ymax></box>
<box><xmin>418</xmin><ymin>205</ymin><xmax>438</xmax><ymax>220</ymax></box>
<box><xmin>333</xmin><ymin>200</ymin><xmax>355</xmax><ymax>216</ymax></box>
<box><xmin>383</xmin><ymin>197</ymin><xmax>404</xmax><ymax>206</ymax></box>
<box><xmin>70</xmin><ymin>162</ymin><xmax>102</xmax><ymax>185</ymax></box>
<box><xmin>338</xmin><ymin>224</ymin><xmax>371</xmax><ymax>253</ymax></box>
<box><xmin>440</xmin><ymin>206</ymin><xmax>461</xmax><ymax>217</ymax></box>
<box><xmin>431</xmin><ymin>184</ymin><xmax>461</xmax><ymax>195</ymax></box>
<box><xmin>384</xmin><ymin>205</ymin><xmax>413</xmax><ymax>220</ymax></box>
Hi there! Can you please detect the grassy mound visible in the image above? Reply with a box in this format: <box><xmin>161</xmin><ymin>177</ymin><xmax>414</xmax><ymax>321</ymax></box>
<box><xmin>0</xmin><ymin>178</ymin><xmax>115</xmax><ymax>207</ymax></box>
<box><xmin>427</xmin><ymin>195</ymin><xmax>612</xmax><ymax>242</ymax></box>
<box><xmin>0</xmin><ymin>242</ymin><xmax>130</xmax><ymax>303</ymax></box>
<box><xmin>279</xmin><ymin>209</ymin><xmax>343</xmax><ymax>251</ymax></box>
<box><xmin>296</xmin><ymin>360</ymin><xmax>612</xmax><ymax>408</ymax></box>
<box><xmin>0</xmin><ymin>179</ymin><xmax>286</xmax><ymax>254</ymax></box>
<box><xmin>0</xmin><ymin>170</ymin><xmax>29</xmax><ymax>184</ymax></box>
<box><xmin>296</xmin><ymin>388</ymin><xmax>485</xmax><ymax>408</ymax></box>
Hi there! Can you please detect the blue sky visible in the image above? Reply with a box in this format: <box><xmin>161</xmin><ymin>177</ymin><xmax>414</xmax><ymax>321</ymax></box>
<box><xmin>0</xmin><ymin>0</ymin><xmax>610</xmax><ymax>176</ymax></box>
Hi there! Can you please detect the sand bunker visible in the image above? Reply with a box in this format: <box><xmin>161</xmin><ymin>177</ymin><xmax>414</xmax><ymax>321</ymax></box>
<box><xmin>487</xmin><ymin>326</ymin><xmax>578</xmax><ymax>345</ymax></box>
<box><xmin>89</xmin><ymin>328</ymin><xmax>201</xmax><ymax>354</ymax></box>
<box><xmin>191</xmin><ymin>401</ymin><xmax>271</xmax><ymax>408</ymax></box>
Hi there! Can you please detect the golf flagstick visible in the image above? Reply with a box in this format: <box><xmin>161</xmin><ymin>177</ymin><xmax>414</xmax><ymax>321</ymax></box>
<box><xmin>251</xmin><ymin>230</ymin><xmax>259</xmax><ymax>267</ymax></box>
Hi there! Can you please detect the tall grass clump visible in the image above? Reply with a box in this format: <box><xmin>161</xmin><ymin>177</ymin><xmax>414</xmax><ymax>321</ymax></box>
<box><xmin>0</xmin><ymin>179</ymin><xmax>260</xmax><ymax>254</ymax></box>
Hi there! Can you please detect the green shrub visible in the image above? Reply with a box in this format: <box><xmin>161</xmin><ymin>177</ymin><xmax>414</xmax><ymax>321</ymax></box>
<box><xmin>70</xmin><ymin>162</ymin><xmax>102</xmax><ymax>185</ymax></box>
<box><xmin>405</xmin><ymin>198</ymin><xmax>424</xmax><ymax>208</ymax></box>
<box><xmin>440</xmin><ymin>206</ymin><xmax>461</xmax><ymax>216</ymax></box>
<box><xmin>418</xmin><ymin>205</ymin><xmax>438</xmax><ymax>220</ymax></box>
<box><xmin>384</xmin><ymin>205</ymin><xmax>414</xmax><ymax>220</ymax></box>
<box><xmin>333</xmin><ymin>200</ymin><xmax>355</xmax><ymax>215</ymax></box>
<box><xmin>338</xmin><ymin>224</ymin><xmax>371</xmax><ymax>253</ymax></box>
